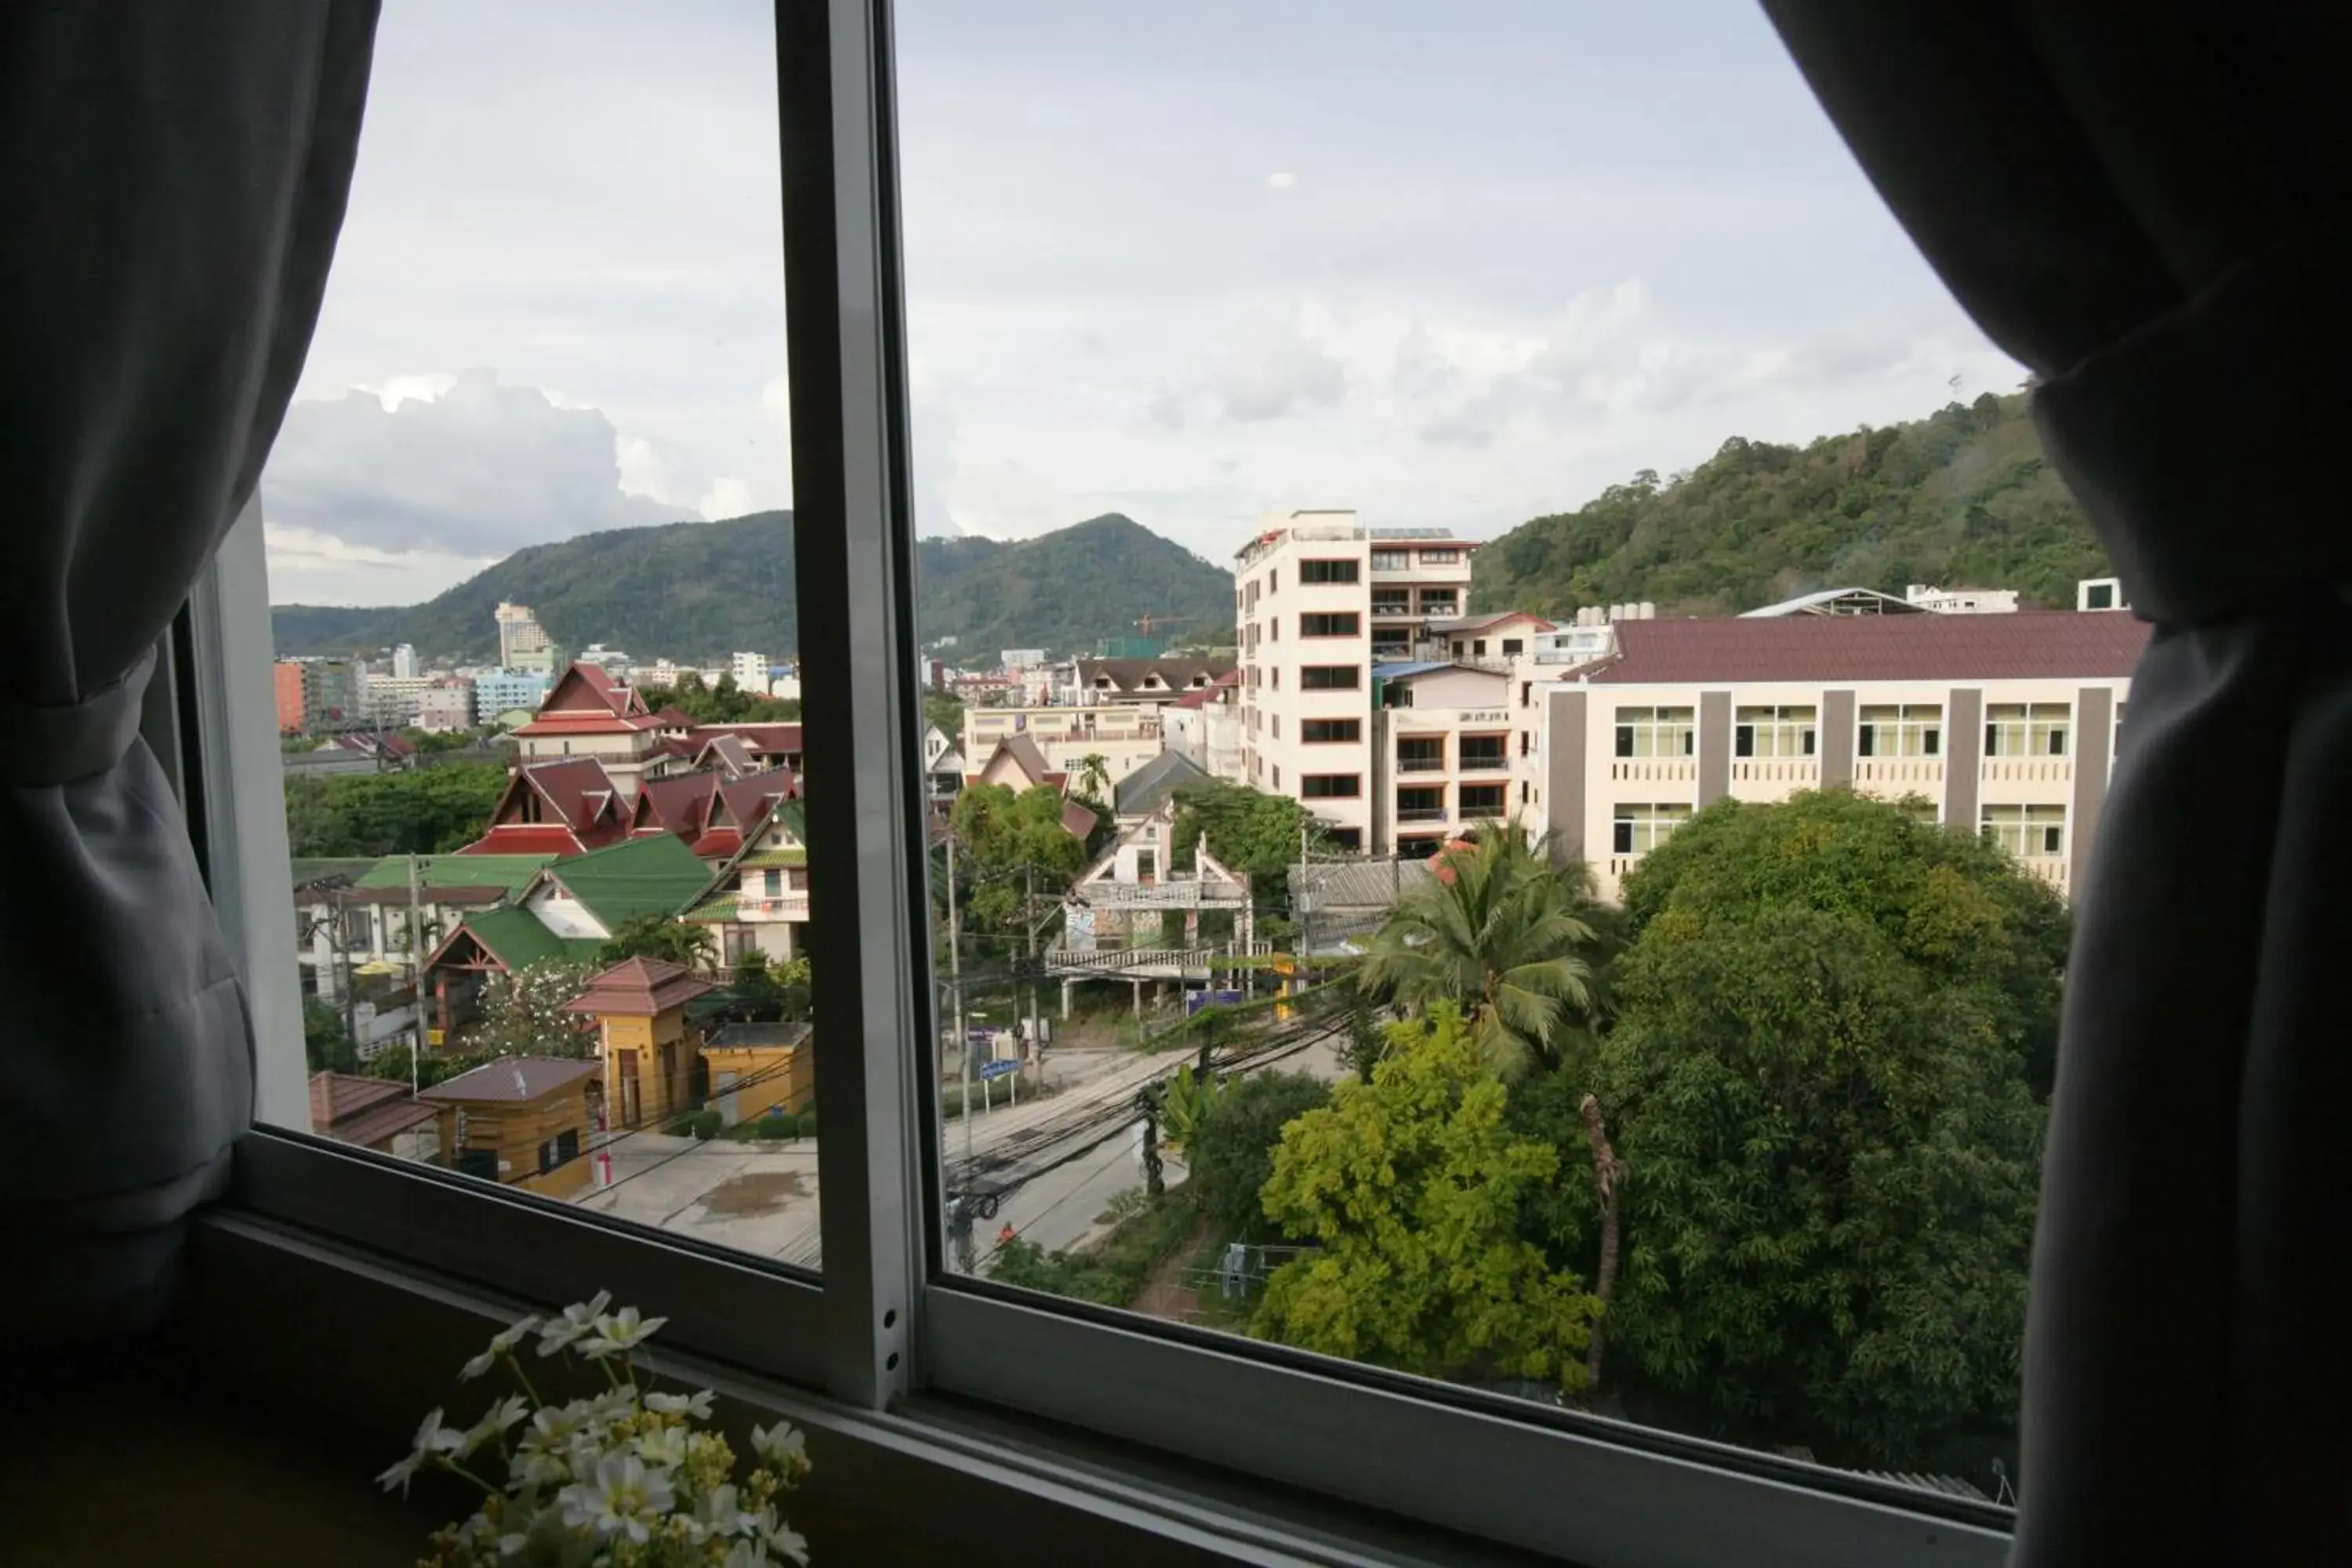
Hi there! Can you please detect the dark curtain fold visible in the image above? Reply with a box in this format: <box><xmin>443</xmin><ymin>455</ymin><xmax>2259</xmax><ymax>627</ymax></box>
<box><xmin>1759</xmin><ymin>3</ymin><xmax>2352</xmax><ymax>1561</ymax></box>
<box><xmin>0</xmin><ymin>3</ymin><xmax>378</xmax><ymax>1340</ymax></box>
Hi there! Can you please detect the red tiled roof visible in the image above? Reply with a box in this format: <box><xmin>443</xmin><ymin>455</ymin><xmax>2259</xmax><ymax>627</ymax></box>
<box><xmin>1060</xmin><ymin>800</ymin><xmax>1102</xmax><ymax>838</ymax></box>
<box><xmin>649</xmin><ymin>706</ymin><xmax>694</xmax><ymax>728</ymax></box>
<box><xmin>308</xmin><ymin>1072</ymin><xmax>437</xmax><ymax>1148</ymax></box>
<box><xmin>564</xmin><ymin>956</ymin><xmax>718</xmax><ymax>1018</ymax></box>
<box><xmin>462</xmin><ymin>825</ymin><xmax>590</xmax><ymax>856</ymax></box>
<box><xmin>1585</xmin><ymin>612</ymin><xmax>2150</xmax><ymax>685</ymax></box>
<box><xmin>688</xmin><ymin>722</ymin><xmax>803</xmax><ymax>757</ymax></box>
<box><xmin>632</xmin><ymin>774</ymin><xmax>714</xmax><ymax>837</ymax></box>
<box><xmin>512</xmin><ymin>711</ymin><xmax>666</xmax><ymax>736</ymax></box>
<box><xmin>543</xmin><ymin>660</ymin><xmax>649</xmax><ymax>718</ymax></box>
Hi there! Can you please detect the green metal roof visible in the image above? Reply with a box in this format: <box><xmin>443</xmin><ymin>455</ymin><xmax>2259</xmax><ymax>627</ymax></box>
<box><xmin>683</xmin><ymin>892</ymin><xmax>739</xmax><ymax>923</ymax></box>
<box><xmin>541</xmin><ymin>834</ymin><xmax>713</xmax><ymax>926</ymax></box>
<box><xmin>291</xmin><ymin>857</ymin><xmax>379</xmax><ymax>891</ymax></box>
<box><xmin>354</xmin><ymin>853</ymin><xmax>555</xmax><ymax>895</ymax></box>
<box><xmin>772</xmin><ymin>799</ymin><xmax>805</xmax><ymax>843</ymax></box>
<box><xmin>739</xmin><ymin>848</ymin><xmax>808</xmax><ymax>869</ymax></box>
<box><xmin>462</xmin><ymin>907</ymin><xmax>604</xmax><ymax>970</ymax></box>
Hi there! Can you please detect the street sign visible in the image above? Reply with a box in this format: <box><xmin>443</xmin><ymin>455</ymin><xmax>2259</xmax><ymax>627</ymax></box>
<box><xmin>978</xmin><ymin>1058</ymin><xmax>1019</xmax><ymax>1081</ymax></box>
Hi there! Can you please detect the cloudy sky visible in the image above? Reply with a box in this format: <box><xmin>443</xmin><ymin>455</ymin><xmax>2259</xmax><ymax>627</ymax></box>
<box><xmin>263</xmin><ymin>0</ymin><xmax>2021</xmax><ymax>608</ymax></box>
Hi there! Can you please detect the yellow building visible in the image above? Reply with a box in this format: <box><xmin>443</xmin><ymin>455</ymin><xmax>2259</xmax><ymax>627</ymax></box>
<box><xmin>701</xmin><ymin>1022</ymin><xmax>815</xmax><ymax>1125</ymax></box>
<box><xmin>563</xmin><ymin>956</ymin><xmax>718</xmax><ymax>1131</ymax></box>
<box><xmin>417</xmin><ymin>1057</ymin><xmax>602</xmax><ymax>1199</ymax></box>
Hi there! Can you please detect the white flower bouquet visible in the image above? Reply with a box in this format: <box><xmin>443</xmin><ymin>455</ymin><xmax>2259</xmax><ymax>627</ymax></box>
<box><xmin>380</xmin><ymin>1292</ymin><xmax>811</xmax><ymax>1566</ymax></box>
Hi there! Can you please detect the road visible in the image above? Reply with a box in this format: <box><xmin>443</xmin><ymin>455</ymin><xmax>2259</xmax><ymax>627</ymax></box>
<box><xmin>572</xmin><ymin>1016</ymin><xmax>1348</xmax><ymax>1274</ymax></box>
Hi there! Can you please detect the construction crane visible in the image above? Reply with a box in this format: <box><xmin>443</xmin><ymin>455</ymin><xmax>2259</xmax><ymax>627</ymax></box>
<box><xmin>1132</xmin><ymin>611</ymin><xmax>1178</xmax><ymax>636</ymax></box>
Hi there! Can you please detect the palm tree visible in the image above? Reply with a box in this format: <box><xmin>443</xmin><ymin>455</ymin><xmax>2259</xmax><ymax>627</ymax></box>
<box><xmin>1356</xmin><ymin>820</ymin><xmax>1602</xmax><ymax>1076</ymax></box>
<box><xmin>1073</xmin><ymin>752</ymin><xmax>1112</xmax><ymax>804</ymax></box>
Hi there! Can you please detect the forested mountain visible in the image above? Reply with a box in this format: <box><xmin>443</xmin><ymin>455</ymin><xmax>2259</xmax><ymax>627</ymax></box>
<box><xmin>1471</xmin><ymin>392</ymin><xmax>2111</xmax><ymax>617</ymax></box>
<box><xmin>270</xmin><ymin>511</ymin><xmax>1232</xmax><ymax>661</ymax></box>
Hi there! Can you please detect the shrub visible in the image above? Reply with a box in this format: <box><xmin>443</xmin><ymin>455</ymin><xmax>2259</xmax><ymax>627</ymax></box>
<box><xmin>757</xmin><ymin>1114</ymin><xmax>793</xmax><ymax>1141</ymax></box>
<box><xmin>795</xmin><ymin>1108</ymin><xmax>817</xmax><ymax>1138</ymax></box>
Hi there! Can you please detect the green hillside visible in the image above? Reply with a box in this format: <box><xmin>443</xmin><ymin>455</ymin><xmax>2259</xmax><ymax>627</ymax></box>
<box><xmin>1471</xmin><ymin>393</ymin><xmax>2111</xmax><ymax>617</ymax></box>
<box><xmin>270</xmin><ymin>510</ymin><xmax>1232</xmax><ymax>661</ymax></box>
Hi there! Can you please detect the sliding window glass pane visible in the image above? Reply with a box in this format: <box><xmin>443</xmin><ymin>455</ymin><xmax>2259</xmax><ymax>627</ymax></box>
<box><xmin>898</xmin><ymin>0</ymin><xmax>2089</xmax><ymax>1512</ymax></box>
<box><xmin>258</xmin><ymin>2</ymin><xmax>822</xmax><ymax>1271</ymax></box>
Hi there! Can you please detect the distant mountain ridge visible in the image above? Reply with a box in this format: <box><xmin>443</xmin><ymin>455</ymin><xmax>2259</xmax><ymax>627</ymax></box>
<box><xmin>1471</xmin><ymin>392</ymin><xmax>2111</xmax><ymax>618</ymax></box>
<box><xmin>270</xmin><ymin>511</ymin><xmax>1235</xmax><ymax>662</ymax></box>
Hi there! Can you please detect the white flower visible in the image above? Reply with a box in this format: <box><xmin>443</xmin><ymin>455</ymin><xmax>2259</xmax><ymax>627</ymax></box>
<box><xmin>750</xmin><ymin>1421</ymin><xmax>806</xmax><ymax>1468</ymax></box>
<box><xmin>511</xmin><ymin>1447</ymin><xmax>572</xmax><ymax>1490</ymax></box>
<box><xmin>536</xmin><ymin>1290</ymin><xmax>614</xmax><ymax>1356</ymax></box>
<box><xmin>633</xmin><ymin>1425</ymin><xmax>689</xmax><ymax>1469</ymax></box>
<box><xmin>747</xmin><ymin>1505</ymin><xmax>811</xmax><ymax>1566</ymax></box>
<box><xmin>375</xmin><ymin>1450</ymin><xmax>425</xmax><ymax>1495</ymax></box>
<box><xmin>461</xmin><ymin>1393</ymin><xmax>532</xmax><ymax>1455</ymax></box>
<box><xmin>644</xmin><ymin>1389</ymin><xmax>716</xmax><ymax>1419</ymax></box>
<box><xmin>579</xmin><ymin>1305</ymin><xmax>668</xmax><ymax>1359</ymax></box>
<box><xmin>461</xmin><ymin>1313</ymin><xmax>544</xmax><ymax>1380</ymax></box>
<box><xmin>415</xmin><ymin>1407</ymin><xmax>467</xmax><ymax>1456</ymax></box>
<box><xmin>723</xmin><ymin>1541</ymin><xmax>775</xmax><ymax>1568</ymax></box>
<box><xmin>691</xmin><ymin>1483</ymin><xmax>753</xmax><ymax>1539</ymax></box>
<box><xmin>559</xmin><ymin>1453</ymin><xmax>676</xmax><ymax>1544</ymax></box>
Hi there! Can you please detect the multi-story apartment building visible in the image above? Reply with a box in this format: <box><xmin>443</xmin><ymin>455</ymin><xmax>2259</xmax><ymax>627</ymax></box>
<box><xmin>298</xmin><ymin>657</ymin><xmax>364</xmax><ymax>733</ymax></box>
<box><xmin>1235</xmin><ymin>510</ymin><xmax>1476</xmax><ymax>851</ymax></box>
<box><xmin>360</xmin><ymin>673</ymin><xmax>437</xmax><ymax>728</ymax></box>
<box><xmin>495</xmin><ymin>601</ymin><xmax>553</xmax><ymax>669</ymax></box>
<box><xmin>731</xmin><ymin>651</ymin><xmax>769</xmax><ymax>690</ymax></box>
<box><xmin>274</xmin><ymin>661</ymin><xmax>307</xmax><ymax>734</ymax></box>
<box><xmin>1532</xmin><ymin>609</ymin><xmax>2149</xmax><ymax>901</ymax></box>
<box><xmin>414</xmin><ymin>680</ymin><xmax>476</xmax><ymax>733</ymax></box>
<box><xmin>963</xmin><ymin>703</ymin><xmax>1168</xmax><ymax>790</ymax></box>
<box><xmin>391</xmin><ymin>642</ymin><xmax>420</xmax><ymax>679</ymax></box>
<box><xmin>474</xmin><ymin>670</ymin><xmax>550</xmax><ymax>725</ymax></box>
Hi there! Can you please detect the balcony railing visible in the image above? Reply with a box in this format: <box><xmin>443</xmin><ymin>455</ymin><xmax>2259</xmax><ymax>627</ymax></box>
<box><xmin>739</xmin><ymin>892</ymin><xmax>811</xmax><ymax>920</ymax></box>
<box><xmin>1396</xmin><ymin>756</ymin><xmax>1446</xmax><ymax>772</ymax></box>
<box><xmin>2020</xmin><ymin>857</ymin><xmax>2070</xmax><ymax>892</ymax></box>
<box><xmin>1981</xmin><ymin>757</ymin><xmax>2073</xmax><ymax>783</ymax></box>
<box><xmin>1731</xmin><ymin>760</ymin><xmax>1820</xmax><ymax>783</ymax></box>
<box><xmin>1395</xmin><ymin>806</ymin><xmax>1449</xmax><ymax>823</ymax></box>
<box><xmin>1610</xmin><ymin>759</ymin><xmax>1697</xmax><ymax>782</ymax></box>
<box><xmin>1370</xmin><ymin>602</ymin><xmax>1416</xmax><ymax>618</ymax></box>
<box><xmin>1855</xmin><ymin>759</ymin><xmax>1944</xmax><ymax>786</ymax></box>
<box><xmin>1456</xmin><ymin>752</ymin><xmax>1509</xmax><ymax>774</ymax></box>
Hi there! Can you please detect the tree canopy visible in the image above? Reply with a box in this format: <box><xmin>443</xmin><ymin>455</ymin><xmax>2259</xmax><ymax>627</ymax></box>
<box><xmin>1472</xmin><ymin>392</ymin><xmax>2110</xmax><ymax>618</ymax></box>
<box><xmin>1169</xmin><ymin>779</ymin><xmax>1332</xmax><ymax>900</ymax></box>
<box><xmin>466</xmin><ymin>960</ymin><xmax>597</xmax><ymax>1058</ymax></box>
<box><xmin>1356</xmin><ymin>823</ymin><xmax>1605</xmax><ymax>1077</ymax></box>
<box><xmin>636</xmin><ymin>671</ymin><xmax>801</xmax><ymax>724</ymax></box>
<box><xmin>1253</xmin><ymin>1005</ymin><xmax>1601</xmax><ymax>1387</ymax></box>
<box><xmin>949</xmin><ymin>782</ymin><xmax>1092</xmax><ymax>930</ymax></box>
<box><xmin>596</xmin><ymin>913</ymin><xmax>719</xmax><ymax>971</ymax></box>
<box><xmin>1186</xmin><ymin>1070</ymin><xmax>1330</xmax><ymax>1243</ymax></box>
<box><xmin>282</xmin><ymin>762</ymin><xmax>507</xmax><ymax>857</ymax></box>
<box><xmin>1593</xmin><ymin>790</ymin><xmax>2064</xmax><ymax>1467</ymax></box>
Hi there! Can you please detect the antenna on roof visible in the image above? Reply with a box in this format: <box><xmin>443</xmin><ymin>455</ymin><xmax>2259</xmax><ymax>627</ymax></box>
<box><xmin>513</xmin><ymin>1066</ymin><xmax>528</xmax><ymax>1096</ymax></box>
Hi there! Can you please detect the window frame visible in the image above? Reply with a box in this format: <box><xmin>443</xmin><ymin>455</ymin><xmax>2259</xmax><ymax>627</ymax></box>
<box><xmin>1857</xmin><ymin>702</ymin><xmax>1942</xmax><ymax>759</ymax></box>
<box><xmin>194</xmin><ymin>5</ymin><xmax>2017</xmax><ymax>1563</ymax></box>
<box><xmin>1733</xmin><ymin>703</ymin><xmax>1818</xmax><ymax>759</ymax></box>
<box><xmin>1297</xmin><ymin>557</ymin><xmax>1360</xmax><ymax>584</ymax></box>
<box><xmin>1613</xmin><ymin>703</ymin><xmax>1696</xmax><ymax>759</ymax></box>
<box><xmin>1297</xmin><ymin>611</ymin><xmax>1360</xmax><ymax>637</ymax></box>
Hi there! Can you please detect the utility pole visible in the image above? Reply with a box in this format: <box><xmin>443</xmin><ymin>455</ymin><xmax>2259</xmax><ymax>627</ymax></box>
<box><xmin>1297</xmin><ymin>821</ymin><xmax>1311</xmax><ymax>990</ymax></box>
<box><xmin>949</xmin><ymin>829</ymin><xmax>971</xmax><ymax>1167</ymax></box>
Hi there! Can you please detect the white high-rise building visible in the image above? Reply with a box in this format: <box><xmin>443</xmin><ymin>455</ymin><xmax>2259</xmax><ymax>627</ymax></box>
<box><xmin>1234</xmin><ymin>510</ymin><xmax>1477</xmax><ymax>852</ymax></box>
<box><xmin>731</xmin><ymin>651</ymin><xmax>770</xmax><ymax>691</ymax></box>
<box><xmin>391</xmin><ymin>642</ymin><xmax>419</xmax><ymax>679</ymax></box>
<box><xmin>495</xmin><ymin>601</ymin><xmax>551</xmax><ymax>668</ymax></box>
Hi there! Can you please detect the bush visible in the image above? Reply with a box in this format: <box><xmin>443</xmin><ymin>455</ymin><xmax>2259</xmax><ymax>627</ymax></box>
<box><xmin>984</xmin><ymin>1192</ymin><xmax>1198</xmax><ymax>1308</ymax></box>
<box><xmin>795</xmin><ymin>1109</ymin><xmax>817</xmax><ymax>1138</ymax></box>
<box><xmin>1187</xmin><ymin>1071</ymin><xmax>1331</xmax><ymax>1243</ymax></box>
<box><xmin>681</xmin><ymin>1109</ymin><xmax>723</xmax><ymax>1141</ymax></box>
<box><xmin>756</xmin><ymin>1114</ymin><xmax>793</xmax><ymax>1141</ymax></box>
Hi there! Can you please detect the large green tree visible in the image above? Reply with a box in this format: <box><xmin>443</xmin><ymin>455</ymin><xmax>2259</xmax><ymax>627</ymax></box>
<box><xmin>1169</xmin><ymin>779</ymin><xmax>1331</xmax><ymax>898</ymax></box>
<box><xmin>597</xmin><ymin>913</ymin><xmax>719</xmax><ymax>971</ymax></box>
<box><xmin>949</xmin><ymin>782</ymin><xmax>1092</xmax><ymax>930</ymax></box>
<box><xmin>466</xmin><ymin>960</ymin><xmax>598</xmax><ymax>1058</ymax></box>
<box><xmin>1356</xmin><ymin>823</ymin><xmax>1605</xmax><ymax>1076</ymax></box>
<box><xmin>1594</xmin><ymin>789</ymin><xmax>2063</xmax><ymax>1468</ymax></box>
<box><xmin>1185</xmin><ymin>1069</ymin><xmax>1330</xmax><ymax>1243</ymax></box>
<box><xmin>1253</xmin><ymin>1005</ymin><xmax>1600</xmax><ymax>1387</ymax></box>
<box><xmin>282</xmin><ymin>761</ymin><xmax>508</xmax><ymax>857</ymax></box>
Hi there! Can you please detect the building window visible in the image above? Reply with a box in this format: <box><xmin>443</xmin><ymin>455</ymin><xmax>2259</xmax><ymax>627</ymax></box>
<box><xmin>1134</xmin><ymin>849</ymin><xmax>1156</xmax><ymax>883</ymax></box>
<box><xmin>1472</xmin><ymin>639</ymin><xmax>1487</xmax><ymax>656</ymax></box>
<box><xmin>1396</xmin><ymin>836</ymin><xmax>1442</xmax><ymax>859</ymax></box>
<box><xmin>1301</xmin><ymin>718</ymin><xmax>1360</xmax><ymax>742</ymax></box>
<box><xmin>1418</xmin><ymin>547</ymin><xmax>1462</xmax><ymax>564</ymax></box>
<box><xmin>1396</xmin><ymin>736</ymin><xmax>1444</xmax><ymax>772</ymax></box>
<box><xmin>1299</xmin><ymin>612</ymin><xmax>1361</xmax><ymax>637</ymax></box>
<box><xmin>1269</xmin><ymin>569</ymin><xmax>1278</xmax><ymax>593</ymax></box>
<box><xmin>1270</xmin><ymin>617</ymin><xmax>1279</xmax><ymax>641</ymax></box>
<box><xmin>1326</xmin><ymin>827</ymin><xmax>1362</xmax><ymax>851</ymax></box>
<box><xmin>1417</xmin><ymin>588</ymin><xmax>1459</xmax><ymax>615</ymax></box>
<box><xmin>1613</xmin><ymin>802</ymin><xmax>1693</xmax><ymax>855</ymax></box>
<box><xmin>1371</xmin><ymin>630</ymin><xmax>1410</xmax><ymax>655</ymax></box>
<box><xmin>1983</xmin><ymin>803</ymin><xmax>2067</xmax><ymax>858</ymax></box>
<box><xmin>1396</xmin><ymin>786</ymin><xmax>1446</xmax><ymax>822</ymax></box>
<box><xmin>1370</xmin><ymin>549</ymin><xmax>1407</xmax><ymax>571</ymax></box>
<box><xmin>1301</xmin><ymin>774</ymin><xmax>1362</xmax><ymax>799</ymax></box>
<box><xmin>1614</xmin><ymin>705</ymin><xmax>1696</xmax><ymax>758</ymax></box>
<box><xmin>1734</xmin><ymin>705</ymin><xmax>1817</xmax><ymax>758</ymax></box>
<box><xmin>1270</xmin><ymin>715</ymin><xmax>1279</xmax><ymax>739</ymax></box>
<box><xmin>1272</xmin><ymin>764</ymin><xmax>1281</xmax><ymax>788</ymax></box>
<box><xmin>555</xmin><ymin>1128</ymin><xmax>580</xmax><ymax>1164</ymax></box>
<box><xmin>1299</xmin><ymin>558</ymin><xmax>1360</xmax><ymax>583</ymax></box>
<box><xmin>1458</xmin><ymin>783</ymin><xmax>1505</xmax><ymax>815</ymax></box>
<box><xmin>1301</xmin><ymin>665</ymin><xmax>1360</xmax><ymax>690</ymax></box>
<box><xmin>1857</xmin><ymin>703</ymin><xmax>1942</xmax><ymax>757</ymax></box>
<box><xmin>1986</xmin><ymin>702</ymin><xmax>2071</xmax><ymax>757</ymax></box>
<box><xmin>1370</xmin><ymin>587</ymin><xmax>1411</xmax><ymax>614</ymax></box>
<box><xmin>537</xmin><ymin>1138</ymin><xmax>557</xmax><ymax>1175</ymax></box>
<box><xmin>1458</xmin><ymin>735</ymin><xmax>1507</xmax><ymax>769</ymax></box>
<box><xmin>1501</xmin><ymin>638</ymin><xmax>1524</xmax><ymax>655</ymax></box>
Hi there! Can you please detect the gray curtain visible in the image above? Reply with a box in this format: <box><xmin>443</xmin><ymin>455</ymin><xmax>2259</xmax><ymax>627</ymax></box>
<box><xmin>1760</xmin><ymin>3</ymin><xmax>2352</xmax><ymax>1561</ymax></box>
<box><xmin>0</xmin><ymin>4</ymin><xmax>378</xmax><ymax>1340</ymax></box>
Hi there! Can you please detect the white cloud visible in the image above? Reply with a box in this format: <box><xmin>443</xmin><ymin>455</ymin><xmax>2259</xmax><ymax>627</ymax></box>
<box><xmin>699</xmin><ymin>476</ymin><xmax>758</xmax><ymax>519</ymax></box>
<box><xmin>353</xmin><ymin>372</ymin><xmax>458</xmax><ymax>411</ymax></box>
<box><xmin>1148</xmin><ymin>305</ymin><xmax>1348</xmax><ymax>428</ymax></box>
<box><xmin>265</xmin><ymin>368</ymin><xmax>689</xmax><ymax>562</ymax></box>
<box><xmin>1266</xmin><ymin>171</ymin><xmax>1296</xmax><ymax>189</ymax></box>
